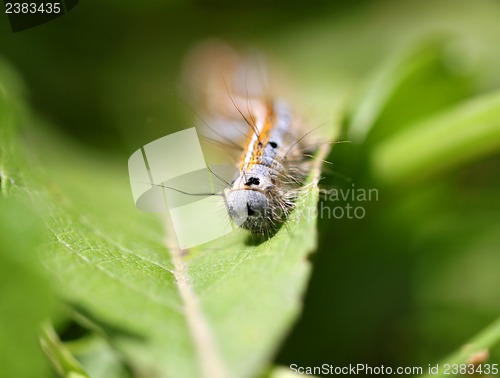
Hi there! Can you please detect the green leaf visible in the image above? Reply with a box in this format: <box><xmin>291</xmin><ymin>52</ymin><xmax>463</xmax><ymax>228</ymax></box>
<box><xmin>0</xmin><ymin>197</ymin><xmax>55</xmax><ymax>378</ymax></box>
<box><xmin>0</xmin><ymin>60</ymin><xmax>57</xmax><ymax>378</ymax></box>
<box><xmin>39</xmin><ymin>141</ymin><xmax>328</xmax><ymax>378</ymax></box>
<box><xmin>371</xmin><ymin>89</ymin><xmax>500</xmax><ymax>185</ymax></box>
<box><xmin>0</xmin><ymin>59</ymin><xmax>333</xmax><ymax>378</ymax></box>
<box><xmin>348</xmin><ymin>38</ymin><xmax>474</xmax><ymax>144</ymax></box>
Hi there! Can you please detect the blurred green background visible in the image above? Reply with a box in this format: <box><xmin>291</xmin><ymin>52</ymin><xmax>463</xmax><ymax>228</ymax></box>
<box><xmin>2</xmin><ymin>0</ymin><xmax>500</xmax><ymax>376</ymax></box>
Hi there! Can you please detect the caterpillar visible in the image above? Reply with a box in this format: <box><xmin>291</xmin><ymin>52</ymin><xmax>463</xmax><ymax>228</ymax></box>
<box><xmin>183</xmin><ymin>40</ymin><xmax>317</xmax><ymax>237</ymax></box>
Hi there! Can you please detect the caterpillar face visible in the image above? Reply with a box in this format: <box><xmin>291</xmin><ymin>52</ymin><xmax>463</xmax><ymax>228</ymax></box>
<box><xmin>224</xmin><ymin>187</ymin><xmax>270</xmax><ymax>232</ymax></box>
<box><xmin>224</xmin><ymin>163</ymin><xmax>284</xmax><ymax>233</ymax></box>
<box><xmin>224</xmin><ymin>129</ymin><xmax>304</xmax><ymax>235</ymax></box>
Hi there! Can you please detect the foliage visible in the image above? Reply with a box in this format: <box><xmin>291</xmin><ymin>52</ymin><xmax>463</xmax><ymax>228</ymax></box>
<box><xmin>1</xmin><ymin>1</ymin><xmax>500</xmax><ymax>377</ymax></box>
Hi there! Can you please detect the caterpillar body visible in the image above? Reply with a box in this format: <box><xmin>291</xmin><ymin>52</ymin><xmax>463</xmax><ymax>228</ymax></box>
<box><xmin>224</xmin><ymin>99</ymin><xmax>311</xmax><ymax>235</ymax></box>
<box><xmin>183</xmin><ymin>41</ymin><xmax>318</xmax><ymax>237</ymax></box>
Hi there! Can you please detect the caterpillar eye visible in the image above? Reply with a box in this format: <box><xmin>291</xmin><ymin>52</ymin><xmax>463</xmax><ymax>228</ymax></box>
<box><xmin>246</xmin><ymin>203</ymin><xmax>256</xmax><ymax>216</ymax></box>
<box><xmin>245</xmin><ymin>177</ymin><xmax>260</xmax><ymax>186</ymax></box>
<box><xmin>269</xmin><ymin>141</ymin><xmax>278</xmax><ymax>148</ymax></box>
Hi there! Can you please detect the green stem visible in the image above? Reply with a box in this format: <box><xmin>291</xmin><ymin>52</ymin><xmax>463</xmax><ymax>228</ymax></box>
<box><xmin>420</xmin><ymin>317</ymin><xmax>500</xmax><ymax>378</ymax></box>
<box><xmin>39</xmin><ymin>322</ymin><xmax>90</xmax><ymax>378</ymax></box>
<box><xmin>372</xmin><ymin>90</ymin><xmax>500</xmax><ymax>185</ymax></box>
